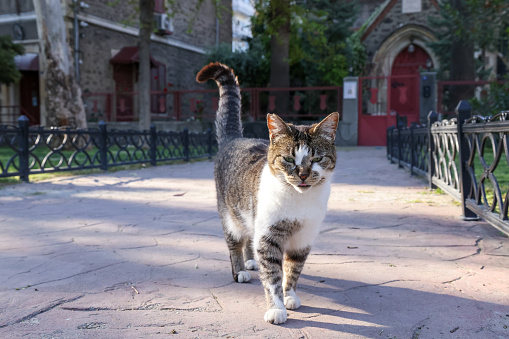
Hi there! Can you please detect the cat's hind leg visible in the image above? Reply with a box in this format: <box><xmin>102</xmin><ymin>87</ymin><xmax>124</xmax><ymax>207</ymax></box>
<box><xmin>243</xmin><ymin>237</ymin><xmax>258</xmax><ymax>270</ymax></box>
<box><xmin>283</xmin><ymin>246</ymin><xmax>310</xmax><ymax>310</ymax></box>
<box><xmin>224</xmin><ymin>231</ymin><xmax>251</xmax><ymax>283</ymax></box>
<box><xmin>219</xmin><ymin>208</ymin><xmax>251</xmax><ymax>283</ymax></box>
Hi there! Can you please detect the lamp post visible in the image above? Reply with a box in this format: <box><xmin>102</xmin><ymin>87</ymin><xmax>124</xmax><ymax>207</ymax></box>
<box><xmin>426</xmin><ymin>58</ymin><xmax>432</xmax><ymax>71</ymax></box>
<box><xmin>72</xmin><ymin>1</ymin><xmax>89</xmax><ymax>83</ymax></box>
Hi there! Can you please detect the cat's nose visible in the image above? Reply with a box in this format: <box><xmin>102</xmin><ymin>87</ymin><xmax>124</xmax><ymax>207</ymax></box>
<box><xmin>299</xmin><ymin>172</ymin><xmax>309</xmax><ymax>181</ymax></box>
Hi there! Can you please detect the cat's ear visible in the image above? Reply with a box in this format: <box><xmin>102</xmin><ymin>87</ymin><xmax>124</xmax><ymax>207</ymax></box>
<box><xmin>267</xmin><ymin>114</ymin><xmax>291</xmax><ymax>142</ymax></box>
<box><xmin>312</xmin><ymin>112</ymin><xmax>339</xmax><ymax>141</ymax></box>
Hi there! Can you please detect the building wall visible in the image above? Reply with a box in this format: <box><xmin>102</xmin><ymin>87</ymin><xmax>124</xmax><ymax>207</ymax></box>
<box><xmin>362</xmin><ymin>0</ymin><xmax>439</xmax><ymax>62</ymax></box>
<box><xmin>0</xmin><ymin>0</ymin><xmax>231</xmax><ymax>125</ymax></box>
<box><xmin>74</xmin><ymin>0</ymin><xmax>232</xmax><ymax>93</ymax></box>
<box><xmin>0</xmin><ymin>0</ymin><xmax>37</xmax><ymax>44</ymax></box>
<box><xmin>0</xmin><ymin>0</ymin><xmax>34</xmax><ymax>15</ymax></box>
<box><xmin>351</xmin><ymin>0</ymin><xmax>386</xmax><ymax>30</ymax></box>
<box><xmin>0</xmin><ymin>1</ymin><xmax>37</xmax><ymax>118</ymax></box>
<box><xmin>80</xmin><ymin>0</ymin><xmax>230</xmax><ymax>49</ymax></box>
<box><xmin>232</xmin><ymin>0</ymin><xmax>255</xmax><ymax>51</ymax></box>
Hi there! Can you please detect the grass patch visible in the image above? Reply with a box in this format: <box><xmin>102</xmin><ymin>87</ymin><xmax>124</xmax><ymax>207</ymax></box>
<box><xmin>406</xmin><ymin>199</ymin><xmax>424</xmax><ymax>203</ymax></box>
<box><xmin>469</xmin><ymin>145</ymin><xmax>509</xmax><ymax>214</ymax></box>
<box><xmin>404</xmin><ymin>198</ymin><xmax>437</xmax><ymax>206</ymax></box>
<box><xmin>434</xmin><ymin>188</ymin><xmax>446</xmax><ymax>195</ymax></box>
<box><xmin>418</xmin><ymin>188</ymin><xmax>446</xmax><ymax>195</ymax></box>
<box><xmin>26</xmin><ymin>191</ymin><xmax>46</xmax><ymax>196</ymax></box>
<box><xmin>0</xmin><ymin>177</ymin><xmax>20</xmax><ymax>188</ymax></box>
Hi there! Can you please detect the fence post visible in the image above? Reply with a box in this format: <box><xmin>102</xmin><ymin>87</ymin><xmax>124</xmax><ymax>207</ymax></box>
<box><xmin>389</xmin><ymin>127</ymin><xmax>395</xmax><ymax>163</ymax></box>
<box><xmin>254</xmin><ymin>89</ymin><xmax>259</xmax><ymax>121</ymax></box>
<box><xmin>397</xmin><ymin>125</ymin><xmax>402</xmax><ymax>168</ymax></box>
<box><xmin>174</xmin><ymin>91</ymin><xmax>181</xmax><ymax>121</ymax></box>
<box><xmin>18</xmin><ymin>115</ymin><xmax>30</xmax><ymax>182</ymax></box>
<box><xmin>99</xmin><ymin>120</ymin><xmax>108</xmax><ymax>171</ymax></box>
<box><xmin>410</xmin><ymin>123</ymin><xmax>415</xmax><ymax>175</ymax></box>
<box><xmin>428</xmin><ymin>111</ymin><xmax>438</xmax><ymax>190</ymax></box>
<box><xmin>456</xmin><ymin>101</ymin><xmax>479</xmax><ymax>220</ymax></box>
<box><xmin>150</xmin><ymin>124</ymin><xmax>157</xmax><ymax>166</ymax></box>
<box><xmin>207</xmin><ymin>128</ymin><xmax>213</xmax><ymax>159</ymax></box>
<box><xmin>387</xmin><ymin>127</ymin><xmax>392</xmax><ymax>161</ymax></box>
<box><xmin>183</xmin><ymin>128</ymin><xmax>190</xmax><ymax>162</ymax></box>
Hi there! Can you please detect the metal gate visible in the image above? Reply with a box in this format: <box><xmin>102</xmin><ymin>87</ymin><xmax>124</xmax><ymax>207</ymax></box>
<box><xmin>358</xmin><ymin>74</ymin><xmax>420</xmax><ymax>146</ymax></box>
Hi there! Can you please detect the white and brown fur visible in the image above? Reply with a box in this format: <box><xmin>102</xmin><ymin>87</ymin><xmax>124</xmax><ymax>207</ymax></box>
<box><xmin>197</xmin><ymin>62</ymin><xmax>339</xmax><ymax>324</ymax></box>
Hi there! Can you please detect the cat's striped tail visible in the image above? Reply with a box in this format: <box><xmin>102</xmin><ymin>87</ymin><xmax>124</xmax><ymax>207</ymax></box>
<box><xmin>196</xmin><ymin>62</ymin><xmax>242</xmax><ymax>148</ymax></box>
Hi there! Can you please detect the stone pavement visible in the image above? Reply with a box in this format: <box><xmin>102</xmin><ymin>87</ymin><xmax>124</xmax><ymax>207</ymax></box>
<box><xmin>0</xmin><ymin>147</ymin><xmax>508</xmax><ymax>339</ymax></box>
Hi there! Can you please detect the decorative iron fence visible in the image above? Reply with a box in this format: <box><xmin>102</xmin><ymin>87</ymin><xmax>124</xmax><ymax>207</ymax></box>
<box><xmin>387</xmin><ymin>101</ymin><xmax>509</xmax><ymax>236</ymax></box>
<box><xmin>387</xmin><ymin>122</ymin><xmax>430</xmax><ymax>179</ymax></box>
<box><xmin>0</xmin><ymin>116</ymin><xmax>217</xmax><ymax>182</ymax></box>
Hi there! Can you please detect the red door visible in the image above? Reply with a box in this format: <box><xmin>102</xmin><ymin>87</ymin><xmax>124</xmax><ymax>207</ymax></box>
<box><xmin>357</xmin><ymin>76</ymin><xmax>397</xmax><ymax>146</ymax></box>
<box><xmin>19</xmin><ymin>71</ymin><xmax>40</xmax><ymax>125</ymax></box>
<box><xmin>390</xmin><ymin>45</ymin><xmax>432</xmax><ymax>125</ymax></box>
<box><xmin>389</xmin><ymin>74</ymin><xmax>419</xmax><ymax>125</ymax></box>
<box><xmin>357</xmin><ymin>45</ymin><xmax>433</xmax><ymax>146</ymax></box>
<box><xmin>114</xmin><ymin>65</ymin><xmax>134</xmax><ymax>121</ymax></box>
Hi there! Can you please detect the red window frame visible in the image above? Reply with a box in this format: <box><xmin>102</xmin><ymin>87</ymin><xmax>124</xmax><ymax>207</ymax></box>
<box><xmin>150</xmin><ymin>63</ymin><xmax>167</xmax><ymax>113</ymax></box>
<box><xmin>154</xmin><ymin>0</ymin><xmax>165</xmax><ymax>13</ymax></box>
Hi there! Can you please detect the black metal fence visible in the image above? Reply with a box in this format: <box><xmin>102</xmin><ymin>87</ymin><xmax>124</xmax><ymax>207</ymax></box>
<box><xmin>387</xmin><ymin>101</ymin><xmax>509</xmax><ymax>236</ymax></box>
<box><xmin>0</xmin><ymin>116</ymin><xmax>217</xmax><ymax>182</ymax></box>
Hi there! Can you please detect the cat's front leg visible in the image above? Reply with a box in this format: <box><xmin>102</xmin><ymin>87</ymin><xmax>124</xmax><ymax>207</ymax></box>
<box><xmin>257</xmin><ymin>234</ymin><xmax>287</xmax><ymax>324</ymax></box>
<box><xmin>283</xmin><ymin>246</ymin><xmax>310</xmax><ymax>310</ymax></box>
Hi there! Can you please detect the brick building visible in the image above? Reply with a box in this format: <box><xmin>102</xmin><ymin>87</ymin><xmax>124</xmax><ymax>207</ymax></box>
<box><xmin>341</xmin><ymin>0</ymin><xmax>442</xmax><ymax>146</ymax></box>
<box><xmin>354</xmin><ymin>0</ymin><xmax>440</xmax><ymax>77</ymax></box>
<box><xmin>232</xmin><ymin>0</ymin><xmax>255</xmax><ymax>52</ymax></box>
<box><xmin>0</xmin><ymin>0</ymin><xmax>232</xmax><ymax>126</ymax></box>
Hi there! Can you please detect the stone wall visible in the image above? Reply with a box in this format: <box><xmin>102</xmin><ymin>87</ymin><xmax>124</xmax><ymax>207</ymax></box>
<box><xmin>363</xmin><ymin>0</ymin><xmax>439</xmax><ymax>59</ymax></box>
<box><xmin>78</xmin><ymin>26</ymin><xmax>215</xmax><ymax>93</ymax></box>
<box><xmin>0</xmin><ymin>0</ymin><xmax>33</xmax><ymax>15</ymax></box>
<box><xmin>80</xmin><ymin>0</ymin><xmax>231</xmax><ymax>52</ymax></box>
<box><xmin>75</xmin><ymin>0</ymin><xmax>232</xmax><ymax>94</ymax></box>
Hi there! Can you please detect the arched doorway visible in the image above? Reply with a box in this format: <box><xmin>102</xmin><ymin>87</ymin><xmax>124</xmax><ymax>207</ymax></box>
<box><xmin>392</xmin><ymin>44</ymin><xmax>432</xmax><ymax>75</ymax></box>
<box><xmin>390</xmin><ymin>44</ymin><xmax>433</xmax><ymax>125</ymax></box>
<box><xmin>357</xmin><ymin>25</ymin><xmax>438</xmax><ymax>146</ymax></box>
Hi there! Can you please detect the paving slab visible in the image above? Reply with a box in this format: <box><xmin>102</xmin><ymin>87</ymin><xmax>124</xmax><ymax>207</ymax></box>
<box><xmin>0</xmin><ymin>147</ymin><xmax>508</xmax><ymax>338</ymax></box>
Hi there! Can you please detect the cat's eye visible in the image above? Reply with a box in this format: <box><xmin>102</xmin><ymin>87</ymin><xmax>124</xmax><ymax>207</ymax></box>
<box><xmin>284</xmin><ymin>156</ymin><xmax>295</xmax><ymax>163</ymax></box>
<box><xmin>312</xmin><ymin>157</ymin><xmax>323</xmax><ymax>163</ymax></box>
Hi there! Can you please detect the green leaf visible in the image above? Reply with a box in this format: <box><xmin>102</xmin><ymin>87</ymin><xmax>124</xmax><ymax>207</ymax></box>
<box><xmin>0</xmin><ymin>35</ymin><xmax>24</xmax><ymax>84</ymax></box>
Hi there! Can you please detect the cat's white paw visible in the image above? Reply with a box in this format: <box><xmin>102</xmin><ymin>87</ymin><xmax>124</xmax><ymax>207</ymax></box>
<box><xmin>284</xmin><ymin>288</ymin><xmax>301</xmax><ymax>309</ymax></box>
<box><xmin>236</xmin><ymin>271</ymin><xmax>251</xmax><ymax>283</ymax></box>
<box><xmin>284</xmin><ymin>295</ymin><xmax>301</xmax><ymax>310</ymax></box>
<box><xmin>264</xmin><ymin>308</ymin><xmax>287</xmax><ymax>324</ymax></box>
<box><xmin>245</xmin><ymin>259</ymin><xmax>258</xmax><ymax>270</ymax></box>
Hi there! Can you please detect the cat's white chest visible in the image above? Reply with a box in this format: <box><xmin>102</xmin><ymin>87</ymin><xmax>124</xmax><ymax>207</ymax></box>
<box><xmin>255</xmin><ymin>164</ymin><xmax>331</xmax><ymax>249</ymax></box>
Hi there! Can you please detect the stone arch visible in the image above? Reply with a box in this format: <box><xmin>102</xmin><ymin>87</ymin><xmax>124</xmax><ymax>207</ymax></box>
<box><xmin>371</xmin><ymin>24</ymin><xmax>439</xmax><ymax>77</ymax></box>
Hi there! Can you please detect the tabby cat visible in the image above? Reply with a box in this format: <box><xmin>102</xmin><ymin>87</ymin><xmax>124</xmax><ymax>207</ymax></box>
<box><xmin>196</xmin><ymin>63</ymin><xmax>339</xmax><ymax>324</ymax></box>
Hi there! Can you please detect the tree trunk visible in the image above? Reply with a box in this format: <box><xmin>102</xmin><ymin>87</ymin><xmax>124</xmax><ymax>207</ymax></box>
<box><xmin>33</xmin><ymin>0</ymin><xmax>87</xmax><ymax>128</ymax></box>
<box><xmin>138</xmin><ymin>0</ymin><xmax>154</xmax><ymax>131</ymax></box>
<box><xmin>268</xmin><ymin>0</ymin><xmax>290</xmax><ymax>115</ymax></box>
